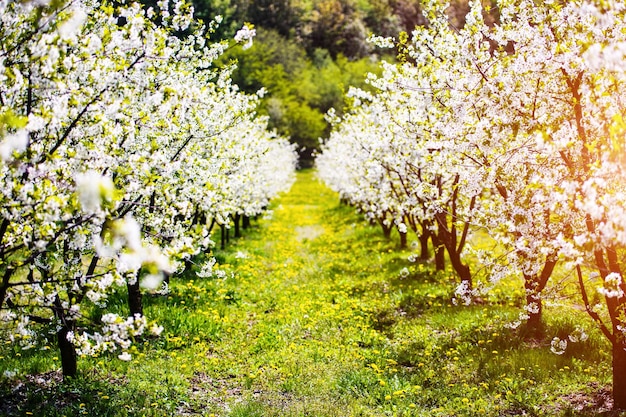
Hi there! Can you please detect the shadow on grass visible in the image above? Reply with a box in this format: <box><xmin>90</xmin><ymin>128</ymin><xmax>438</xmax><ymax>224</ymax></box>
<box><xmin>0</xmin><ymin>371</ymin><xmax>156</xmax><ymax>417</ymax></box>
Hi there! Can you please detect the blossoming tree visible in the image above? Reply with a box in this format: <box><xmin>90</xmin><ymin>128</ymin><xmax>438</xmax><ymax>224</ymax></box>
<box><xmin>318</xmin><ymin>0</ymin><xmax>626</xmax><ymax>407</ymax></box>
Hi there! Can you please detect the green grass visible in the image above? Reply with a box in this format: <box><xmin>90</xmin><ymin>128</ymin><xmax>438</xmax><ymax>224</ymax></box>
<box><xmin>0</xmin><ymin>169</ymin><xmax>619</xmax><ymax>416</ymax></box>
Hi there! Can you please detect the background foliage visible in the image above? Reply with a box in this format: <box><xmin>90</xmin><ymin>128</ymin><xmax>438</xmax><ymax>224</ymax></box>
<box><xmin>185</xmin><ymin>0</ymin><xmax>488</xmax><ymax>164</ymax></box>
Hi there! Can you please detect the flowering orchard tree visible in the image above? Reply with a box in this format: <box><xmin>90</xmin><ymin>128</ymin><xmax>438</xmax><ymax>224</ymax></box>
<box><xmin>0</xmin><ymin>0</ymin><xmax>296</xmax><ymax>377</ymax></box>
<box><xmin>114</xmin><ymin>53</ymin><xmax>296</xmax><ymax>315</ymax></box>
<box><xmin>318</xmin><ymin>17</ymin><xmax>486</xmax><ymax>290</ymax></box>
<box><xmin>492</xmin><ymin>0</ymin><xmax>626</xmax><ymax>406</ymax></box>
<box><xmin>430</xmin><ymin>0</ymin><xmax>626</xmax><ymax>402</ymax></box>
<box><xmin>0</xmin><ymin>0</ymin><xmax>170</xmax><ymax>377</ymax></box>
<box><xmin>318</xmin><ymin>0</ymin><xmax>626</xmax><ymax>407</ymax></box>
<box><xmin>317</xmin><ymin>96</ymin><xmax>411</xmax><ymax>244</ymax></box>
<box><xmin>391</xmin><ymin>0</ymin><xmax>574</xmax><ymax>323</ymax></box>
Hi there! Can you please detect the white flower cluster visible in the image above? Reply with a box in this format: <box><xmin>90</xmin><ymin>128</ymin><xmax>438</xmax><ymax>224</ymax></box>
<box><xmin>550</xmin><ymin>337</ymin><xmax>568</xmax><ymax>355</ymax></box>
<box><xmin>234</xmin><ymin>23</ymin><xmax>256</xmax><ymax>50</ymax></box>
<box><xmin>197</xmin><ymin>257</ymin><xmax>218</xmax><ymax>278</ymax></box>
<box><xmin>66</xmin><ymin>314</ymin><xmax>163</xmax><ymax>360</ymax></box>
<box><xmin>368</xmin><ymin>35</ymin><xmax>396</xmax><ymax>49</ymax></box>
<box><xmin>598</xmin><ymin>272</ymin><xmax>625</xmax><ymax>299</ymax></box>
<box><xmin>549</xmin><ymin>328</ymin><xmax>589</xmax><ymax>355</ymax></box>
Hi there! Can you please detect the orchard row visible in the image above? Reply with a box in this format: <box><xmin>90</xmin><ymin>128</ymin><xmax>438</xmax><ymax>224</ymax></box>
<box><xmin>317</xmin><ymin>0</ymin><xmax>626</xmax><ymax>408</ymax></box>
<box><xmin>0</xmin><ymin>0</ymin><xmax>297</xmax><ymax>377</ymax></box>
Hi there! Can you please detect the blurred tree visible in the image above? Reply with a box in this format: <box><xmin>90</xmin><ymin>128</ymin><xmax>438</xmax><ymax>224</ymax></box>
<box><xmin>279</xmin><ymin>99</ymin><xmax>327</xmax><ymax>163</ymax></box>
<box><xmin>245</xmin><ymin>0</ymin><xmax>307</xmax><ymax>37</ymax></box>
<box><xmin>220</xmin><ymin>26</ymin><xmax>384</xmax><ymax>165</ymax></box>
<box><xmin>304</xmin><ymin>0</ymin><xmax>371</xmax><ymax>59</ymax></box>
<box><xmin>363</xmin><ymin>0</ymin><xmax>402</xmax><ymax>37</ymax></box>
<box><xmin>225</xmin><ymin>28</ymin><xmax>308</xmax><ymax>92</ymax></box>
<box><xmin>389</xmin><ymin>0</ymin><xmax>427</xmax><ymax>32</ymax></box>
<box><xmin>192</xmin><ymin>0</ymin><xmax>243</xmax><ymax>38</ymax></box>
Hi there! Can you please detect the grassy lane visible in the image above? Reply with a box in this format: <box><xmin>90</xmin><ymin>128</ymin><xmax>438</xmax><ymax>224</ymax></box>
<box><xmin>0</xmin><ymin>170</ymin><xmax>614</xmax><ymax>416</ymax></box>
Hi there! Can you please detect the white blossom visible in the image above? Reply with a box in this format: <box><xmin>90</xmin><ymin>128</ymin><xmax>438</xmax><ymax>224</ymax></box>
<box><xmin>234</xmin><ymin>24</ymin><xmax>255</xmax><ymax>49</ymax></box>
<box><xmin>550</xmin><ymin>337</ymin><xmax>568</xmax><ymax>355</ymax></box>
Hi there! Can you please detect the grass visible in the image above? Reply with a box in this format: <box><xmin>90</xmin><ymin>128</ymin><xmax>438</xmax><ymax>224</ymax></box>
<box><xmin>0</xmin><ymin>169</ymin><xmax>620</xmax><ymax>416</ymax></box>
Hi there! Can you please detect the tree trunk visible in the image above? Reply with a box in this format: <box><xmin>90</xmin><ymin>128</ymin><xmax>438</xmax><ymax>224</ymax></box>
<box><xmin>57</xmin><ymin>322</ymin><xmax>77</xmax><ymax>378</ymax></box>
<box><xmin>399</xmin><ymin>230</ymin><xmax>407</xmax><ymax>249</ymax></box>
<box><xmin>234</xmin><ymin>214</ymin><xmax>241</xmax><ymax>238</ymax></box>
<box><xmin>455</xmin><ymin>262</ymin><xmax>472</xmax><ymax>288</ymax></box>
<box><xmin>435</xmin><ymin>246</ymin><xmax>445</xmax><ymax>271</ymax></box>
<box><xmin>522</xmin><ymin>258</ymin><xmax>556</xmax><ymax>336</ymax></box>
<box><xmin>418</xmin><ymin>230</ymin><xmax>430</xmax><ymax>260</ymax></box>
<box><xmin>127</xmin><ymin>276</ymin><xmax>143</xmax><ymax>316</ymax></box>
<box><xmin>381</xmin><ymin>223</ymin><xmax>392</xmax><ymax>239</ymax></box>
<box><xmin>431</xmin><ymin>234</ymin><xmax>445</xmax><ymax>271</ymax></box>
<box><xmin>613</xmin><ymin>340</ymin><xmax>626</xmax><ymax>410</ymax></box>
<box><xmin>243</xmin><ymin>215</ymin><xmax>250</xmax><ymax>229</ymax></box>
<box><xmin>184</xmin><ymin>257</ymin><xmax>192</xmax><ymax>273</ymax></box>
<box><xmin>221</xmin><ymin>224</ymin><xmax>226</xmax><ymax>250</ymax></box>
<box><xmin>435</xmin><ymin>220</ymin><xmax>472</xmax><ymax>287</ymax></box>
<box><xmin>53</xmin><ymin>296</ymin><xmax>77</xmax><ymax>378</ymax></box>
